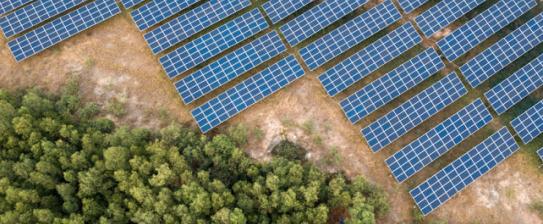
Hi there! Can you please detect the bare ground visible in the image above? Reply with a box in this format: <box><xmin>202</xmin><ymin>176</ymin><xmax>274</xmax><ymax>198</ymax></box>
<box><xmin>1</xmin><ymin>12</ymin><xmax>542</xmax><ymax>224</ymax></box>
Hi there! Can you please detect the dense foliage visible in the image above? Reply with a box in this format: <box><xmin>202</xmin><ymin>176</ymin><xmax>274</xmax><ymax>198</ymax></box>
<box><xmin>0</xmin><ymin>84</ymin><xmax>388</xmax><ymax>224</ymax></box>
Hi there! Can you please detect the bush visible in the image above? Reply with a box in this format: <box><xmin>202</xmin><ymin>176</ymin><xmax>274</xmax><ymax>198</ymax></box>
<box><xmin>272</xmin><ymin>140</ymin><xmax>307</xmax><ymax>161</ymax></box>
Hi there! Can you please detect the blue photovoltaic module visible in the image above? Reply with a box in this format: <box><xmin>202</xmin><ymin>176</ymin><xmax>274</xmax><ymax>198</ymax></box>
<box><xmin>8</xmin><ymin>0</ymin><xmax>121</xmax><ymax>62</ymax></box>
<box><xmin>119</xmin><ymin>0</ymin><xmax>145</xmax><ymax>9</ymax></box>
<box><xmin>386</xmin><ymin>99</ymin><xmax>493</xmax><ymax>183</ymax></box>
<box><xmin>397</xmin><ymin>0</ymin><xmax>429</xmax><ymax>13</ymax></box>
<box><xmin>192</xmin><ymin>55</ymin><xmax>305</xmax><ymax>133</ymax></box>
<box><xmin>361</xmin><ymin>73</ymin><xmax>468</xmax><ymax>153</ymax></box>
<box><xmin>341</xmin><ymin>48</ymin><xmax>444</xmax><ymax>124</ymax></box>
<box><xmin>262</xmin><ymin>0</ymin><xmax>312</xmax><ymax>24</ymax></box>
<box><xmin>511</xmin><ymin>100</ymin><xmax>543</xmax><ymax>144</ymax></box>
<box><xmin>319</xmin><ymin>22</ymin><xmax>422</xmax><ymax>97</ymax></box>
<box><xmin>300</xmin><ymin>0</ymin><xmax>401</xmax><ymax>70</ymax></box>
<box><xmin>0</xmin><ymin>0</ymin><xmax>32</xmax><ymax>15</ymax></box>
<box><xmin>415</xmin><ymin>0</ymin><xmax>485</xmax><ymax>37</ymax></box>
<box><xmin>410</xmin><ymin>127</ymin><xmax>519</xmax><ymax>215</ymax></box>
<box><xmin>160</xmin><ymin>9</ymin><xmax>269</xmax><ymax>79</ymax></box>
<box><xmin>131</xmin><ymin>0</ymin><xmax>199</xmax><ymax>31</ymax></box>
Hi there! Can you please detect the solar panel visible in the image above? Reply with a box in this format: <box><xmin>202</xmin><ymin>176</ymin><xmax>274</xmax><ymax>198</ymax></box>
<box><xmin>387</xmin><ymin>99</ymin><xmax>493</xmax><ymax>183</ymax></box>
<box><xmin>511</xmin><ymin>100</ymin><xmax>543</xmax><ymax>144</ymax></box>
<box><xmin>460</xmin><ymin>13</ymin><xmax>543</xmax><ymax>88</ymax></box>
<box><xmin>410</xmin><ymin>127</ymin><xmax>519</xmax><ymax>216</ymax></box>
<box><xmin>8</xmin><ymin>0</ymin><xmax>121</xmax><ymax>62</ymax></box>
<box><xmin>262</xmin><ymin>0</ymin><xmax>312</xmax><ymax>24</ymax></box>
<box><xmin>538</xmin><ymin>148</ymin><xmax>543</xmax><ymax>161</ymax></box>
<box><xmin>485</xmin><ymin>53</ymin><xmax>543</xmax><ymax>115</ymax></box>
<box><xmin>280</xmin><ymin>0</ymin><xmax>367</xmax><ymax>46</ymax></box>
<box><xmin>415</xmin><ymin>0</ymin><xmax>485</xmax><ymax>37</ymax></box>
<box><xmin>0</xmin><ymin>0</ymin><xmax>32</xmax><ymax>15</ymax></box>
<box><xmin>397</xmin><ymin>0</ymin><xmax>429</xmax><ymax>13</ymax></box>
<box><xmin>300</xmin><ymin>0</ymin><xmax>401</xmax><ymax>70</ymax></box>
<box><xmin>0</xmin><ymin>0</ymin><xmax>86</xmax><ymax>38</ymax></box>
<box><xmin>319</xmin><ymin>23</ymin><xmax>422</xmax><ymax>97</ymax></box>
<box><xmin>160</xmin><ymin>9</ymin><xmax>268</xmax><ymax>79</ymax></box>
<box><xmin>119</xmin><ymin>0</ymin><xmax>144</xmax><ymax>9</ymax></box>
<box><xmin>437</xmin><ymin>0</ymin><xmax>536</xmax><ymax>62</ymax></box>
<box><xmin>341</xmin><ymin>48</ymin><xmax>445</xmax><ymax>124</ymax></box>
<box><xmin>144</xmin><ymin>0</ymin><xmax>251</xmax><ymax>54</ymax></box>
<box><xmin>175</xmin><ymin>31</ymin><xmax>286</xmax><ymax>104</ymax></box>
<box><xmin>192</xmin><ymin>55</ymin><xmax>305</xmax><ymax>133</ymax></box>
<box><xmin>131</xmin><ymin>0</ymin><xmax>198</xmax><ymax>31</ymax></box>
<box><xmin>361</xmin><ymin>73</ymin><xmax>467</xmax><ymax>153</ymax></box>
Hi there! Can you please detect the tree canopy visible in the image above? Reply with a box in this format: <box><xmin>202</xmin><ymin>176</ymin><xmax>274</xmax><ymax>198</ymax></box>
<box><xmin>0</xmin><ymin>83</ymin><xmax>388</xmax><ymax>224</ymax></box>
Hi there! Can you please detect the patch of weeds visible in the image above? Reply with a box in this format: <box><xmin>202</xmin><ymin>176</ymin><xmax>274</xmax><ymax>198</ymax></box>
<box><xmin>323</xmin><ymin>147</ymin><xmax>342</xmax><ymax>166</ymax></box>
<box><xmin>505</xmin><ymin>187</ymin><xmax>516</xmax><ymax>200</ymax></box>
<box><xmin>106</xmin><ymin>98</ymin><xmax>126</xmax><ymax>117</ymax></box>
<box><xmin>226</xmin><ymin>123</ymin><xmax>248</xmax><ymax>146</ymax></box>
<box><xmin>158</xmin><ymin>108</ymin><xmax>170</xmax><ymax>123</ymax></box>
<box><xmin>411</xmin><ymin>208</ymin><xmax>424</xmax><ymax>224</ymax></box>
<box><xmin>84</xmin><ymin>57</ymin><xmax>96</xmax><ymax>69</ymax></box>
<box><xmin>302</xmin><ymin>120</ymin><xmax>315</xmax><ymax>134</ymax></box>
<box><xmin>312</xmin><ymin>135</ymin><xmax>323</xmax><ymax>146</ymax></box>
<box><xmin>530</xmin><ymin>201</ymin><xmax>543</xmax><ymax>218</ymax></box>
<box><xmin>281</xmin><ymin>118</ymin><xmax>297</xmax><ymax>129</ymax></box>
<box><xmin>252</xmin><ymin>126</ymin><xmax>264</xmax><ymax>141</ymax></box>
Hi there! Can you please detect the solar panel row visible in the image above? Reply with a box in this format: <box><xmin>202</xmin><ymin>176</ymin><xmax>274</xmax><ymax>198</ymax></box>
<box><xmin>437</xmin><ymin>0</ymin><xmax>536</xmax><ymax>62</ymax></box>
<box><xmin>119</xmin><ymin>0</ymin><xmax>145</xmax><ymax>9</ymax></box>
<box><xmin>461</xmin><ymin>13</ymin><xmax>543</xmax><ymax>88</ymax></box>
<box><xmin>192</xmin><ymin>55</ymin><xmax>305</xmax><ymax>133</ymax></box>
<box><xmin>341</xmin><ymin>48</ymin><xmax>444</xmax><ymax>124</ymax></box>
<box><xmin>144</xmin><ymin>0</ymin><xmax>251</xmax><ymax>54</ymax></box>
<box><xmin>280</xmin><ymin>0</ymin><xmax>367</xmax><ymax>46</ymax></box>
<box><xmin>175</xmin><ymin>31</ymin><xmax>286</xmax><ymax>104</ymax></box>
<box><xmin>397</xmin><ymin>0</ymin><xmax>429</xmax><ymax>13</ymax></box>
<box><xmin>0</xmin><ymin>0</ymin><xmax>85</xmax><ymax>38</ymax></box>
<box><xmin>415</xmin><ymin>0</ymin><xmax>485</xmax><ymax>37</ymax></box>
<box><xmin>410</xmin><ymin>127</ymin><xmax>519</xmax><ymax>216</ymax></box>
<box><xmin>8</xmin><ymin>0</ymin><xmax>121</xmax><ymax>62</ymax></box>
<box><xmin>362</xmin><ymin>73</ymin><xmax>468</xmax><ymax>152</ymax></box>
<box><xmin>485</xmin><ymin>53</ymin><xmax>543</xmax><ymax>115</ymax></box>
<box><xmin>300</xmin><ymin>0</ymin><xmax>401</xmax><ymax>70</ymax></box>
<box><xmin>160</xmin><ymin>9</ymin><xmax>268</xmax><ymax>79</ymax></box>
<box><xmin>262</xmin><ymin>0</ymin><xmax>312</xmax><ymax>24</ymax></box>
<box><xmin>131</xmin><ymin>0</ymin><xmax>198</xmax><ymax>31</ymax></box>
<box><xmin>319</xmin><ymin>23</ymin><xmax>422</xmax><ymax>97</ymax></box>
<box><xmin>0</xmin><ymin>0</ymin><xmax>32</xmax><ymax>15</ymax></box>
<box><xmin>387</xmin><ymin>99</ymin><xmax>493</xmax><ymax>183</ymax></box>
<box><xmin>511</xmin><ymin>100</ymin><xmax>543</xmax><ymax>144</ymax></box>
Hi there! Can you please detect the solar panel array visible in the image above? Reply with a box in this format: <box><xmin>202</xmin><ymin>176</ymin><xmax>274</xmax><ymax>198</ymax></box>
<box><xmin>397</xmin><ymin>0</ymin><xmax>429</xmax><ymax>13</ymax></box>
<box><xmin>160</xmin><ymin>9</ymin><xmax>268</xmax><ymax>79</ymax></box>
<box><xmin>437</xmin><ymin>0</ymin><xmax>536</xmax><ymax>62</ymax></box>
<box><xmin>341</xmin><ymin>48</ymin><xmax>444</xmax><ymax>124</ymax></box>
<box><xmin>8</xmin><ymin>0</ymin><xmax>121</xmax><ymax>62</ymax></box>
<box><xmin>144</xmin><ymin>0</ymin><xmax>251</xmax><ymax>54</ymax></box>
<box><xmin>120</xmin><ymin>0</ymin><xmax>145</xmax><ymax>9</ymax></box>
<box><xmin>0</xmin><ymin>0</ymin><xmax>85</xmax><ymax>38</ymax></box>
<box><xmin>511</xmin><ymin>101</ymin><xmax>543</xmax><ymax>144</ymax></box>
<box><xmin>485</xmin><ymin>53</ymin><xmax>543</xmax><ymax>115</ymax></box>
<box><xmin>280</xmin><ymin>0</ymin><xmax>367</xmax><ymax>46</ymax></box>
<box><xmin>192</xmin><ymin>56</ymin><xmax>305</xmax><ymax>133</ymax></box>
<box><xmin>131</xmin><ymin>0</ymin><xmax>199</xmax><ymax>31</ymax></box>
<box><xmin>319</xmin><ymin>23</ymin><xmax>422</xmax><ymax>96</ymax></box>
<box><xmin>300</xmin><ymin>0</ymin><xmax>401</xmax><ymax>70</ymax></box>
<box><xmin>175</xmin><ymin>31</ymin><xmax>287</xmax><ymax>104</ymax></box>
<box><xmin>410</xmin><ymin>127</ymin><xmax>519</xmax><ymax>215</ymax></box>
<box><xmin>387</xmin><ymin>99</ymin><xmax>493</xmax><ymax>183</ymax></box>
<box><xmin>262</xmin><ymin>0</ymin><xmax>312</xmax><ymax>24</ymax></box>
<box><xmin>460</xmin><ymin>13</ymin><xmax>543</xmax><ymax>88</ymax></box>
<box><xmin>362</xmin><ymin>73</ymin><xmax>467</xmax><ymax>153</ymax></box>
<box><xmin>415</xmin><ymin>0</ymin><xmax>485</xmax><ymax>37</ymax></box>
<box><xmin>0</xmin><ymin>0</ymin><xmax>32</xmax><ymax>15</ymax></box>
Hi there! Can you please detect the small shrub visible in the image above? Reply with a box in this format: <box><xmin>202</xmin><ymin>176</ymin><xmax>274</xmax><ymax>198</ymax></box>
<box><xmin>272</xmin><ymin>140</ymin><xmax>306</xmax><ymax>161</ymax></box>
<box><xmin>106</xmin><ymin>98</ymin><xmax>126</xmax><ymax>117</ymax></box>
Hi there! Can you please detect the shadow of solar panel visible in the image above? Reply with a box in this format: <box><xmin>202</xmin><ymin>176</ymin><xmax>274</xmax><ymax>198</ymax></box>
<box><xmin>7</xmin><ymin>0</ymin><xmax>121</xmax><ymax>62</ymax></box>
<box><xmin>386</xmin><ymin>99</ymin><xmax>493</xmax><ymax>183</ymax></box>
<box><xmin>437</xmin><ymin>0</ymin><xmax>536</xmax><ymax>62</ymax></box>
<box><xmin>262</xmin><ymin>0</ymin><xmax>312</xmax><ymax>24</ymax></box>
<box><xmin>361</xmin><ymin>73</ymin><xmax>468</xmax><ymax>153</ymax></box>
<box><xmin>300</xmin><ymin>0</ymin><xmax>401</xmax><ymax>70</ymax></box>
<box><xmin>192</xmin><ymin>55</ymin><xmax>305</xmax><ymax>133</ymax></box>
<box><xmin>0</xmin><ymin>0</ymin><xmax>32</xmax><ymax>15</ymax></box>
<box><xmin>461</xmin><ymin>13</ymin><xmax>543</xmax><ymax>88</ymax></box>
<box><xmin>0</xmin><ymin>0</ymin><xmax>86</xmax><ymax>38</ymax></box>
<box><xmin>319</xmin><ymin>22</ymin><xmax>422</xmax><ymax>97</ymax></box>
<box><xmin>280</xmin><ymin>0</ymin><xmax>367</xmax><ymax>46</ymax></box>
<box><xmin>485</xmin><ymin>53</ymin><xmax>543</xmax><ymax>115</ymax></box>
<box><xmin>511</xmin><ymin>100</ymin><xmax>543</xmax><ymax>144</ymax></box>
<box><xmin>410</xmin><ymin>127</ymin><xmax>519</xmax><ymax>216</ymax></box>
<box><xmin>415</xmin><ymin>0</ymin><xmax>485</xmax><ymax>37</ymax></box>
<box><xmin>160</xmin><ymin>9</ymin><xmax>269</xmax><ymax>79</ymax></box>
<box><xmin>341</xmin><ymin>48</ymin><xmax>444</xmax><ymax>124</ymax></box>
<box><xmin>131</xmin><ymin>0</ymin><xmax>198</xmax><ymax>31</ymax></box>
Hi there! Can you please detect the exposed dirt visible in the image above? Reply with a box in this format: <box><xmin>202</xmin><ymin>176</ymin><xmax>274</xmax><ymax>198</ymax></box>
<box><xmin>1</xmin><ymin>8</ymin><xmax>542</xmax><ymax>224</ymax></box>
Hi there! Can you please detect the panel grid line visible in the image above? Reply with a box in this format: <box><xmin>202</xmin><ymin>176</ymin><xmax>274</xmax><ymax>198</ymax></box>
<box><xmin>511</xmin><ymin>100</ymin><xmax>543</xmax><ymax>144</ymax></box>
<box><xmin>262</xmin><ymin>0</ymin><xmax>312</xmax><ymax>24</ymax></box>
<box><xmin>415</xmin><ymin>0</ymin><xmax>485</xmax><ymax>37</ymax></box>
<box><xmin>131</xmin><ymin>0</ymin><xmax>199</xmax><ymax>31</ymax></box>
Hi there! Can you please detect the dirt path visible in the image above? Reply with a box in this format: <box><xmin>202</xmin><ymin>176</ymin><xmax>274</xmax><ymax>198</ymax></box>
<box><xmin>0</xmin><ymin>11</ymin><xmax>542</xmax><ymax>224</ymax></box>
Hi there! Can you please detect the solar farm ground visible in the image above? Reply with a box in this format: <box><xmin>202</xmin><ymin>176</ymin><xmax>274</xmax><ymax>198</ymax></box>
<box><xmin>1</xmin><ymin>0</ymin><xmax>543</xmax><ymax>223</ymax></box>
